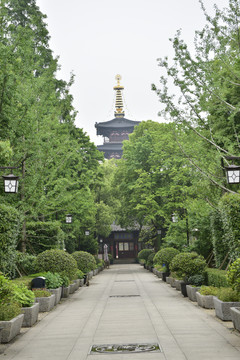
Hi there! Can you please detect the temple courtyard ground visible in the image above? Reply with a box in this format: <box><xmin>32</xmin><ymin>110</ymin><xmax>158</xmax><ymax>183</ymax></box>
<box><xmin>1</xmin><ymin>264</ymin><xmax>240</xmax><ymax>360</ymax></box>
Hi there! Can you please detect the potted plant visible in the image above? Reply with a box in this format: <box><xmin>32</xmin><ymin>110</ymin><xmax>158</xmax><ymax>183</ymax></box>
<box><xmin>186</xmin><ymin>274</ymin><xmax>205</xmax><ymax>302</ymax></box>
<box><xmin>0</xmin><ymin>273</ymin><xmax>24</xmax><ymax>343</ymax></box>
<box><xmin>14</xmin><ymin>284</ymin><xmax>39</xmax><ymax>327</ymax></box>
<box><xmin>45</xmin><ymin>272</ymin><xmax>63</xmax><ymax>305</ymax></box>
<box><xmin>146</xmin><ymin>253</ymin><xmax>155</xmax><ymax>272</ymax></box>
<box><xmin>213</xmin><ymin>287</ymin><xmax>240</xmax><ymax>321</ymax></box>
<box><xmin>33</xmin><ymin>289</ymin><xmax>55</xmax><ymax>312</ymax></box>
<box><xmin>153</xmin><ymin>247</ymin><xmax>179</xmax><ymax>282</ymax></box>
<box><xmin>170</xmin><ymin>252</ymin><xmax>206</xmax><ymax>297</ymax></box>
<box><xmin>196</xmin><ymin>286</ymin><xmax>218</xmax><ymax>309</ymax></box>
<box><xmin>226</xmin><ymin>257</ymin><xmax>240</xmax><ymax>328</ymax></box>
<box><xmin>61</xmin><ymin>274</ymin><xmax>70</xmax><ymax>298</ymax></box>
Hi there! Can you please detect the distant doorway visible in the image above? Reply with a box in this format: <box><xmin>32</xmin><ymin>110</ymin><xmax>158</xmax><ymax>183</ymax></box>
<box><xmin>115</xmin><ymin>241</ymin><xmax>135</xmax><ymax>259</ymax></box>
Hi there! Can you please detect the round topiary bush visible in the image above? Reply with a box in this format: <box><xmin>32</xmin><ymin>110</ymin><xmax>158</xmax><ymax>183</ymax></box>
<box><xmin>71</xmin><ymin>251</ymin><xmax>96</xmax><ymax>274</ymax></box>
<box><xmin>35</xmin><ymin>249</ymin><xmax>78</xmax><ymax>280</ymax></box>
<box><xmin>170</xmin><ymin>252</ymin><xmax>206</xmax><ymax>282</ymax></box>
<box><xmin>138</xmin><ymin>249</ymin><xmax>154</xmax><ymax>263</ymax></box>
<box><xmin>146</xmin><ymin>253</ymin><xmax>155</xmax><ymax>267</ymax></box>
<box><xmin>153</xmin><ymin>247</ymin><xmax>179</xmax><ymax>272</ymax></box>
<box><xmin>227</xmin><ymin>257</ymin><xmax>240</xmax><ymax>293</ymax></box>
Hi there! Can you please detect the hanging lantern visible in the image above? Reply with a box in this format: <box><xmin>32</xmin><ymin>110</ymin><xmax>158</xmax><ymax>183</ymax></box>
<box><xmin>65</xmin><ymin>214</ymin><xmax>72</xmax><ymax>224</ymax></box>
<box><xmin>225</xmin><ymin>164</ymin><xmax>240</xmax><ymax>184</ymax></box>
<box><xmin>85</xmin><ymin>230</ymin><xmax>90</xmax><ymax>236</ymax></box>
<box><xmin>2</xmin><ymin>174</ymin><xmax>19</xmax><ymax>193</ymax></box>
<box><xmin>172</xmin><ymin>213</ymin><xmax>178</xmax><ymax>223</ymax></box>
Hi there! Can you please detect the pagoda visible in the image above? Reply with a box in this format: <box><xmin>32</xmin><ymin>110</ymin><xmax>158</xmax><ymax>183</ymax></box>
<box><xmin>95</xmin><ymin>75</ymin><xmax>140</xmax><ymax>159</ymax></box>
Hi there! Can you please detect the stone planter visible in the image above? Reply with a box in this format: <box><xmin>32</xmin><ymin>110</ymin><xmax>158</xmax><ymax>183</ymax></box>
<box><xmin>213</xmin><ymin>297</ymin><xmax>240</xmax><ymax>321</ymax></box>
<box><xmin>196</xmin><ymin>291</ymin><xmax>215</xmax><ymax>309</ymax></box>
<box><xmin>79</xmin><ymin>279</ymin><xmax>84</xmax><ymax>287</ymax></box>
<box><xmin>0</xmin><ymin>314</ymin><xmax>24</xmax><ymax>343</ymax></box>
<box><xmin>93</xmin><ymin>269</ymin><xmax>98</xmax><ymax>276</ymax></box>
<box><xmin>230</xmin><ymin>307</ymin><xmax>240</xmax><ymax>331</ymax></box>
<box><xmin>69</xmin><ymin>282</ymin><xmax>76</xmax><ymax>294</ymax></box>
<box><xmin>88</xmin><ymin>271</ymin><xmax>93</xmax><ymax>279</ymax></box>
<box><xmin>49</xmin><ymin>287</ymin><xmax>62</xmax><ymax>305</ymax></box>
<box><xmin>180</xmin><ymin>282</ymin><xmax>188</xmax><ymax>297</ymax></box>
<box><xmin>21</xmin><ymin>303</ymin><xmax>39</xmax><ymax>327</ymax></box>
<box><xmin>166</xmin><ymin>276</ymin><xmax>171</xmax><ymax>284</ymax></box>
<box><xmin>186</xmin><ymin>285</ymin><xmax>200</xmax><ymax>302</ymax></box>
<box><xmin>169</xmin><ymin>277</ymin><xmax>176</xmax><ymax>288</ymax></box>
<box><xmin>153</xmin><ymin>268</ymin><xmax>157</xmax><ymax>275</ymax></box>
<box><xmin>61</xmin><ymin>286</ymin><xmax>70</xmax><ymax>298</ymax></box>
<box><xmin>74</xmin><ymin>279</ymin><xmax>81</xmax><ymax>289</ymax></box>
<box><xmin>162</xmin><ymin>272</ymin><xmax>169</xmax><ymax>282</ymax></box>
<box><xmin>175</xmin><ymin>279</ymin><xmax>184</xmax><ymax>291</ymax></box>
<box><xmin>35</xmin><ymin>294</ymin><xmax>55</xmax><ymax>312</ymax></box>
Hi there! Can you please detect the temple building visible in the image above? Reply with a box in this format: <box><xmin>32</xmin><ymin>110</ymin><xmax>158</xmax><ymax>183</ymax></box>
<box><xmin>95</xmin><ymin>75</ymin><xmax>141</xmax><ymax>159</ymax></box>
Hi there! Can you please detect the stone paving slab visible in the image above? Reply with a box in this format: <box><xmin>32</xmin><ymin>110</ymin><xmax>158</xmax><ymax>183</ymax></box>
<box><xmin>1</xmin><ymin>264</ymin><xmax>240</xmax><ymax>360</ymax></box>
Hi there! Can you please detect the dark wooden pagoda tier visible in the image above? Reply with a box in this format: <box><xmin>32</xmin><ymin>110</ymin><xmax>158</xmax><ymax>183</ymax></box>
<box><xmin>95</xmin><ymin>117</ymin><xmax>140</xmax><ymax>159</ymax></box>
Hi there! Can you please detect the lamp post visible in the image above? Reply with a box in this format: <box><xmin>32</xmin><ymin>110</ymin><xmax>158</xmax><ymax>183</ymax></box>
<box><xmin>0</xmin><ymin>166</ymin><xmax>21</xmax><ymax>193</ymax></box>
<box><xmin>224</xmin><ymin>156</ymin><xmax>240</xmax><ymax>184</ymax></box>
<box><xmin>100</xmin><ymin>239</ymin><xmax>103</xmax><ymax>260</ymax></box>
<box><xmin>65</xmin><ymin>214</ymin><xmax>72</xmax><ymax>224</ymax></box>
<box><xmin>85</xmin><ymin>230</ymin><xmax>90</xmax><ymax>236</ymax></box>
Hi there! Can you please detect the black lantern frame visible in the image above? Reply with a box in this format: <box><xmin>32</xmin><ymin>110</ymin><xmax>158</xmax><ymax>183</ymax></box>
<box><xmin>225</xmin><ymin>164</ymin><xmax>240</xmax><ymax>184</ymax></box>
<box><xmin>66</xmin><ymin>214</ymin><xmax>72</xmax><ymax>224</ymax></box>
<box><xmin>2</xmin><ymin>173</ymin><xmax>19</xmax><ymax>193</ymax></box>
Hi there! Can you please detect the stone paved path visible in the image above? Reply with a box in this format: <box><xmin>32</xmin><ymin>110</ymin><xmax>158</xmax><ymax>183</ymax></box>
<box><xmin>1</xmin><ymin>264</ymin><xmax>240</xmax><ymax>360</ymax></box>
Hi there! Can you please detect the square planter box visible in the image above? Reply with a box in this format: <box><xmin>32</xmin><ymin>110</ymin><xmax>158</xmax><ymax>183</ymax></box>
<box><xmin>35</xmin><ymin>294</ymin><xmax>55</xmax><ymax>312</ymax></box>
<box><xmin>88</xmin><ymin>271</ymin><xmax>93</xmax><ymax>279</ymax></box>
<box><xmin>62</xmin><ymin>286</ymin><xmax>70</xmax><ymax>298</ymax></box>
<box><xmin>230</xmin><ymin>307</ymin><xmax>240</xmax><ymax>331</ymax></box>
<box><xmin>175</xmin><ymin>279</ymin><xmax>184</xmax><ymax>291</ymax></box>
<box><xmin>93</xmin><ymin>269</ymin><xmax>98</xmax><ymax>276</ymax></box>
<box><xmin>169</xmin><ymin>277</ymin><xmax>176</xmax><ymax>288</ymax></box>
<box><xmin>213</xmin><ymin>297</ymin><xmax>240</xmax><ymax>321</ymax></box>
<box><xmin>79</xmin><ymin>279</ymin><xmax>84</xmax><ymax>287</ymax></box>
<box><xmin>153</xmin><ymin>268</ymin><xmax>157</xmax><ymax>275</ymax></box>
<box><xmin>21</xmin><ymin>303</ymin><xmax>39</xmax><ymax>327</ymax></box>
<box><xmin>69</xmin><ymin>282</ymin><xmax>78</xmax><ymax>294</ymax></box>
<box><xmin>74</xmin><ymin>279</ymin><xmax>81</xmax><ymax>289</ymax></box>
<box><xmin>0</xmin><ymin>314</ymin><xmax>24</xmax><ymax>343</ymax></box>
<box><xmin>166</xmin><ymin>276</ymin><xmax>171</xmax><ymax>284</ymax></box>
<box><xmin>196</xmin><ymin>291</ymin><xmax>215</xmax><ymax>309</ymax></box>
<box><xmin>186</xmin><ymin>285</ymin><xmax>200</xmax><ymax>302</ymax></box>
<box><xmin>49</xmin><ymin>287</ymin><xmax>62</xmax><ymax>306</ymax></box>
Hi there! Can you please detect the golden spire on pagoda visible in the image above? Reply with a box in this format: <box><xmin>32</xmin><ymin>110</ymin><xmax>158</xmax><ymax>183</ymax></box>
<box><xmin>114</xmin><ymin>74</ymin><xmax>125</xmax><ymax>118</ymax></box>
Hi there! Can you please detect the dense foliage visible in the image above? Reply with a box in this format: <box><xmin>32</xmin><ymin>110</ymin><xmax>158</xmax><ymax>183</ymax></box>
<box><xmin>170</xmin><ymin>252</ymin><xmax>206</xmax><ymax>281</ymax></box>
<box><xmin>153</xmin><ymin>247</ymin><xmax>179</xmax><ymax>272</ymax></box>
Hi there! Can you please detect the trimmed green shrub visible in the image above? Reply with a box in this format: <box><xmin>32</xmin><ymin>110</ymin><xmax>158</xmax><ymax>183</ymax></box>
<box><xmin>146</xmin><ymin>253</ymin><xmax>155</xmax><ymax>267</ymax></box>
<box><xmin>45</xmin><ymin>272</ymin><xmax>63</xmax><ymax>289</ymax></box>
<box><xmin>35</xmin><ymin>249</ymin><xmax>78</xmax><ymax>280</ymax></box>
<box><xmin>0</xmin><ymin>203</ymin><xmax>21</xmax><ymax>278</ymax></box>
<box><xmin>153</xmin><ymin>247</ymin><xmax>179</xmax><ymax>272</ymax></box>
<box><xmin>205</xmin><ymin>268</ymin><xmax>229</xmax><ymax>288</ymax></box>
<box><xmin>26</xmin><ymin>221</ymin><xmax>65</xmax><ymax>254</ymax></box>
<box><xmin>71</xmin><ymin>251</ymin><xmax>96</xmax><ymax>273</ymax></box>
<box><xmin>170</xmin><ymin>252</ymin><xmax>206</xmax><ymax>282</ymax></box>
<box><xmin>216</xmin><ymin>287</ymin><xmax>240</xmax><ymax>302</ymax></box>
<box><xmin>227</xmin><ymin>258</ymin><xmax>240</xmax><ymax>293</ymax></box>
<box><xmin>199</xmin><ymin>286</ymin><xmax>218</xmax><ymax>296</ymax></box>
<box><xmin>61</xmin><ymin>274</ymin><xmax>70</xmax><ymax>287</ymax></box>
<box><xmin>138</xmin><ymin>249</ymin><xmax>154</xmax><ymax>263</ymax></box>
<box><xmin>187</xmin><ymin>274</ymin><xmax>205</xmax><ymax>286</ymax></box>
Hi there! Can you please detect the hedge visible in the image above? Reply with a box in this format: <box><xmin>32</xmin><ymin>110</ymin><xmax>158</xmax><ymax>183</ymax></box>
<box><xmin>205</xmin><ymin>268</ymin><xmax>229</xmax><ymax>288</ymax></box>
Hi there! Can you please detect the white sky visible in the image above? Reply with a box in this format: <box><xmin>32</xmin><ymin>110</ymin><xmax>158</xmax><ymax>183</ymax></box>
<box><xmin>36</xmin><ymin>0</ymin><xmax>229</xmax><ymax>145</ymax></box>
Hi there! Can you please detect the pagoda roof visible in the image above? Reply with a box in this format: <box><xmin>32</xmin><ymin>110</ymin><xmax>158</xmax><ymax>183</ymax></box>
<box><xmin>97</xmin><ymin>143</ymin><xmax>123</xmax><ymax>151</ymax></box>
<box><xmin>95</xmin><ymin>117</ymin><xmax>140</xmax><ymax>129</ymax></box>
